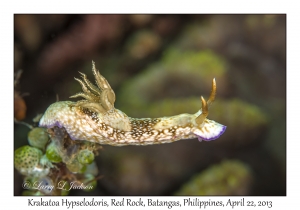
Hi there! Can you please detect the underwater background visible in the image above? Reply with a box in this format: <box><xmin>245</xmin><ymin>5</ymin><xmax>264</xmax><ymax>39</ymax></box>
<box><xmin>14</xmin><ymin>14</ymin><xmax>286</xmax><ymax>196</ymax></box>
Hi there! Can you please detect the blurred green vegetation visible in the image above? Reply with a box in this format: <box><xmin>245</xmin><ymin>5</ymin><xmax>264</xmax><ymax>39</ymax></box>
<box><xmin>175</xmin><ymin>160</ymin><xmax>253</xmax><ymax>195</ymax></box>
<box><xmin>14</xmin><ymin>14</ymin><xmax>286</xmax><ymax>196</ymax></box>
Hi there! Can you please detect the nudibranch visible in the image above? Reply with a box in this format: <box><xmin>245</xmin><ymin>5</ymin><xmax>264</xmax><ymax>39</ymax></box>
<box><xmin>39</xmin><ymin>61</ymin><xmax>226</xmax><ymax>146</ymax></box>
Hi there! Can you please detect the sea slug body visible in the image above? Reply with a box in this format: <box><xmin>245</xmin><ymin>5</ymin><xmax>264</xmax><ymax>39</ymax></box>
<box><xmin>39</xmin><ymin>61</ymin><xmax>226</xmax><ymax>146</ymax></box>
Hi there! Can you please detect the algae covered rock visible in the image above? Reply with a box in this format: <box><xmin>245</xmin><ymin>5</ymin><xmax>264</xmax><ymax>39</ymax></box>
<box><xmin>45</xmin><ymin>142</ymin><xmax>62</xmax><ymax>163</ymax></box>
<box><xmin>28</xmin><ymin>127</ymin><xmax>49</xmax><ymax>150</ymax></box>
<box><xmin>16</xmin><ymin>125</ymin><xmax>102</xmax><ymax>195</ymax></box>
<box><xmin>66</xmin><ymin>159</ymin><xmax>87</xmax><ymax>174</ymax></box>
<box><xmin>77</xmin><ymin>149</ymin><xmax>95</xmax><ymax>165</ymax></box>
<box><xmin>14</xmin><ymin>145</ymin><xmax>49</xmax><ymax>177</ymax></box>
<box><xmin>175</xmin><ymin>160</ymin><xmax>253</xmax><ymax>196</ymax></box>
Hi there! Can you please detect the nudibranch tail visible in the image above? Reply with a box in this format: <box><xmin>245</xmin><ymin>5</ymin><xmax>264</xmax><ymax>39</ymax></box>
<box><xmin>39</xmin><ymin>61</ymin><xmax>226</xmax><ymax>146</ymax></box>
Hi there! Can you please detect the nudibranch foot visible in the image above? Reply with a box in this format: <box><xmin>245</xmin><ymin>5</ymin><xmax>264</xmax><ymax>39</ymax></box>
<box><xmin>39</xmin><ymin>61</ymin><xmax>226</xmax><ymax>146</ymax></box>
